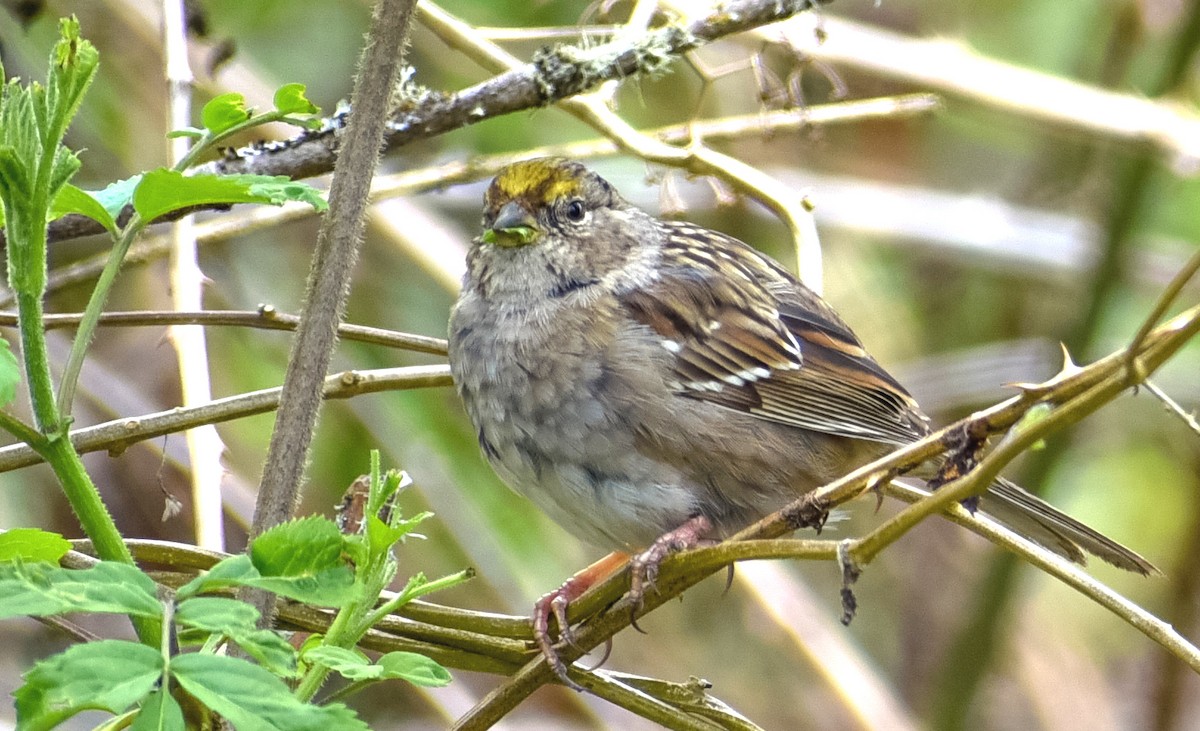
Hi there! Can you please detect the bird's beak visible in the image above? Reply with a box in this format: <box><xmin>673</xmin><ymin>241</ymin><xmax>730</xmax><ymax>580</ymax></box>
<box><xmin>481</xmin><ymin>201</ymin><xmax>539</xmax><ymax>247</ymax></box>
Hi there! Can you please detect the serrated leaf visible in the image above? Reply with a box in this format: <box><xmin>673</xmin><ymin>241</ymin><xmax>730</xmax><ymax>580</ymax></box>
<box><xmin>176</xmin><ymin>553</ymin><xmax>352</xmax><ymax>608</ymax></box>
<box><xmin>251</xmin><ymin>515</ymin><xmax>344</xmax><ymax>577</ymax></box>
<box><xmin>376</xmin><ymin>651</ymin><xmax>452</xmax><ymax>687</ymax></box>
<box><xmin>0</xmin><ymin>560</ymin><xmax>162</xmax><ymax>619</ymax></box>
<box><xmin>14</xmin><ymin>640</ymin><xmax>163</xmax><ymax>730</ymax></box>
<box><xmin>0</xmin><ymin>335</ymin><xmax>21</xmax><ymax>407</ymax></box>
<box><xmin>51</xmin><ymin>183</ymin><xmax>116</xmax><ymax>233</ymax></box>
<box><xmin>176</xmin><ymin>515</ymin><xmax>363</xmax><ymax>608</ymax></box>
<box><xmin>132</xmin><ymin>169</ymin><xmax>326</xmax><ymax>223</ymax></box>
<box><xmin>341</xmin><ymin>534</ymin><xmax>368</xmax><ymax>567</ymax></box>
<box><xmin>171</xmin><ymin>654</ymin><xmax>368</xmax><ymax>731</ymax></box>
<box><xmin>239</xmin><ymin>568</ymin><xmax>355</xmax><ymax>608</ymax></box>
<box><xmin>129</xmin><ymin>689</ymin><xmax>185</xmax><ymax>731</ymax></box>
<box><xmin>273</xmin><ymin>83</ymin><xmax>319</xmax><ymax>116</ymax></box>
<box><xmin>0</xmin><ymin>528</ymin><xmax>71</xmax><ymax>562</ymax></box>
<box><xmin>200</xmin><ymin>92</ymin><xmax>251</xmax><ymax>135</ymax></box>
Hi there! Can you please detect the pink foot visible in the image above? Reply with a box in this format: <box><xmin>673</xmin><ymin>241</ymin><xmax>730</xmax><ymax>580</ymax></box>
<box><xmin>532</xmin><ymin>551</ymin><xmax>628</xmax><ymax>688</ymax></box>
<box><xmin>628</xmin><ymin>514</ymin><xmax>714</xmax><ymax>610</ymax></box>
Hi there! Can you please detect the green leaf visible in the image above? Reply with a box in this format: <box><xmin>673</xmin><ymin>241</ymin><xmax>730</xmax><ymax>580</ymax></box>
<box><xmin>247</xmin><ymin>177</ymin><xmax>327</xmax><ymax>211</ymax></box>
<box><xmin>129</xmin><ymin>689</ymin><xmax>185</xmax><ymax>731</ymax></box>
<box><xmin>302</xmin><ymin>646</ymin><xmax>451</xmax><ymax>687</ymax></box>
<box><xmin>175</xmin><ymin>596</ymin><xmax>260</xmax><ymax>634</ymax></box>
<box><xmin>0</xmin><ymin>528</ymin><xmax>70</xmax><ymax>563</ymax></box>
<box><xmin>14</xmin><ymin>640</ymin><xmax>163</xmax><ymax>730</ymax></box>
<box><xmin>132</xmin><ymin>169</ymin><xmax>327</xmax><ymax>223</ymax></box>
<box><xmin>0</xmin><ymin>335</ymin><xmax>21</xmax><ymax>407</ymax></box>
<box><xmin>251</xmin><ymin>515</ymin><xmax>343</xmax><ymax>576</ymax></box>
<box><xmin>274</xmin><ymin>83</ymin><xmax>319</xmax><ymax>116</ymax></box>
<box><xmin>176</xmin><ymin>553</ymin><xmax>353</xmax><ymax>608</ymax></box>
<box><xmin>171</xmin><ymin>654</ymin><xmax>368</xmax><ymax>731</ymax></box>
<box><xmin>51</xmin><ymin>183</ymin><xmax>116</xmax><ymax>233</ymax></box>
<box><xmin>365</xmin><ymin>516</ymin><xmax>404</xmax><ymax>562</ymax></box>
<box><xmin>91</xmin><ymin>174</ymin><xmax>142</xmax><ymax>220</ymax></box>
<box><xmin>200</xmin><ymin>92</ymin><xmax>251</xmax><ymax>135</ymax></box>
<box><xmin>176</xmin><ymin>516</ymin><xmax>364</xmax><ymax>608</ymax></box>
<box><xmin>43</xmin><ymin>17</ymin><xmax>99</xmax><ymax>148</ymax></box>
<box><xmin>376</xmin><ymin>651</ymin><xmax>452</xmax><ymax>687</ymax></box>
<box><xmin>46</xmin><ymin>145</ymin><xmax>81</xmax><ymax>200</ymax></box>
<box><xmin>174</xmin><ymin>597</ymin><xmax>297</xmax><ymax>677</ymax></box>
<box><xmin>174</xmin><ymin>554</ymin><xmax>255</xmax><ymax>599</ymax></box>
<box><xmin>235</xmin><ymin>628</ymin><xmax>301</xmax><ymax>678</ymax></box>
<box><xmin>0</xmin><ymin>145</ymin><xmax>31</xmax><ymax>210</ymax></box>
<box><xmin>302</xmin><ymin>646</ymin><xmax>378</xmax><ymax>681</ymax></box>
<box><xmin>165</xmin><ymin>127</ymin><xmax>204</xmax><ymax>139</ymax></box>
<box><xmin>0</xmin><ymin>561</ymin><xmax>162</xmax><ymax>619</ymax></box>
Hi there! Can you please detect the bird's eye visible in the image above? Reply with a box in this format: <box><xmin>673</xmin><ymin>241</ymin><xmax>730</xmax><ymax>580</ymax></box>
<box><xmin>563</xmin><ymin>199</ymin><xmax>586</xmax><ymax>223</ymax></box>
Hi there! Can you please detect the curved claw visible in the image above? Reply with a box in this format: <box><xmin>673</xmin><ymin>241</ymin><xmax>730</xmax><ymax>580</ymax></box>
<box><xmin>628</xmin><ymin>514</ymin><xmax>715</xmax><ymax>607</ymax></box>
<box><xmin>531</xmin><ymin>551</ymin><xmax>629</xmax><ymax>690</ymax></box>
<box><xmin>533</xmin><ymin>589</ymin><xmax>581</xmax><ymax>690</ymax></box>
<box><xmin>581</xmin><ymin>638</ymin><xmax>614</xmax><ymax>672</ymax></box>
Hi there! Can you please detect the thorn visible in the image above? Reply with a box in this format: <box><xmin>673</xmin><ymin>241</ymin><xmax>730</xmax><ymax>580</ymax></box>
<box><xmin>1058</xmin><ymin>343</ymin><xmax>1082</xmax><ymax>376</ymax></box>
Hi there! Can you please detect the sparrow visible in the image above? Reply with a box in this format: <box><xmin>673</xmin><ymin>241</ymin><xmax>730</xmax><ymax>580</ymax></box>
<box><xmin>447</xmin><ymin>157</ymin><xmax>1155</xmax><ymax>682</ymax></box>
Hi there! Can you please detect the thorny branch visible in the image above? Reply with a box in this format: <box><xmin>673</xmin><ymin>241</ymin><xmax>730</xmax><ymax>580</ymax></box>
<box><xmin>35</xmin><ymin>0</ymin><xmax>826</xmax><ymax>244</ymax></box>
<box><xmin>453</xmin><ymin>301</ymin><xmax>1200</xmax><ymax>728</ymax></box>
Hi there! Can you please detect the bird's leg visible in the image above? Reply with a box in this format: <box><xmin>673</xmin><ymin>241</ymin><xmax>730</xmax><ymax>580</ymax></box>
<box><xmin>533</xmin><ymin>550</ymin><xmax>628</xmax><ymax>688</ymax></box>
<box><xmin>629</xmin><ymin>514</ymin><xmax>715</xmax><ymax>610</ymax></box>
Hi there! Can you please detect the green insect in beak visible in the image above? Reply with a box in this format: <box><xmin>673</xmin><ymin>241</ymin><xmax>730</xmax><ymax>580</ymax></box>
<box><xmin>482</xmin><ymin>200</ymin><xmax>539</xmax><ymax>247</ymax></box>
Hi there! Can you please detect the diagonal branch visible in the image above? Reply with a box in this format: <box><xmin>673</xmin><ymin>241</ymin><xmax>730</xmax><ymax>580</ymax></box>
<box><xmin>37</xmin><ymin>0</ymin><xmax>826</xmax><ymax>245</ymax></box>
<box><xmin>455</xmin><ymin>301</ymin><xmax>1200</xmax><ymax>726</ymax></box>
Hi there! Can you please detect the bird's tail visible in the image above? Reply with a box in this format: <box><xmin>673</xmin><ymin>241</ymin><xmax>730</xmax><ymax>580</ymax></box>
<box><xmin>979</xmin><ymin>477</ymin><xmax>1158</xmax><ymax>576</ymax></box>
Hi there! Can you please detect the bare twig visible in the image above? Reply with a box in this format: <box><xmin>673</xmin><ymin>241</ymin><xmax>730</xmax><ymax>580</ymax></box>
<box><xmin>1142</xmin><ymin>381</ymin><xmax>1200</xmax><ymax>436</ymax></box>
<box><xmin>1127</xmin><ymin>246</ymin><xmax>1200</xmax><ymax>363</ymax></box>
<box><xmin>6</xmin><ymin>93</ymin><xmax>934</xmax><ymax>310</ymax></box>
<box><xmin>246</xmin><ymin>0</ymin><xmax>419</xmax><ymax>628</ymax></box>
<box><xmin>0</xmin><ymin>309</ymin><xmax>448</xmax><ymax>354</ymax></box>
<box><xmin>0</xmin><ymin>365</ymin><xmax>451</xmax><ymax>473</ymax></box>
<box><xmin>758</xmin><ymin>14</ymin><xmax>1200</xmax><ymax>167</ymax></box>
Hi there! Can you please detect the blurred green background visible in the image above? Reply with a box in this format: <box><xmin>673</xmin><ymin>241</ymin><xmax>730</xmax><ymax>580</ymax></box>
<box><xmin>1</xmin><ymin>0</ymin><xmax>1199</xmax><ymax>728</ymax></box>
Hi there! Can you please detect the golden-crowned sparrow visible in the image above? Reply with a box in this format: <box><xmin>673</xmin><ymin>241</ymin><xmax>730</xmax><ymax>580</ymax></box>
<box><xmin>448</xmin><ymin>157</ymin><xmax>1155</xmax><ymax>681</ymax></box>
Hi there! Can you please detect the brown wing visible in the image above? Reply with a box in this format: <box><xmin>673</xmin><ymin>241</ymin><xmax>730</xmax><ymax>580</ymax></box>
<box><xmin>619</xmin><ymin>222</ymin><xmax>1157</xmax><ymax>574</ymax></box>
<box><xmin>620</xmin><ymin>222</ymin><xmax>928</xmax><ymax>445</ymax></box>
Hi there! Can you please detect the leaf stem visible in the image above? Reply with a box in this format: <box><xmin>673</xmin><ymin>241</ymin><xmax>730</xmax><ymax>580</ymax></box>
<box><xmin>293</xmin><ymin>596</ymin><xmax>361</xmax><ymax>702</ymax></box>
<box><xmin>15</xmin><ymin>290</ymin><xmax>61</xmax><ymax>434</ymax></box>
<box><xmin>56</xmin><ymin>216</ymin><xmax>142</xmax><ymax>416</ymax></box>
